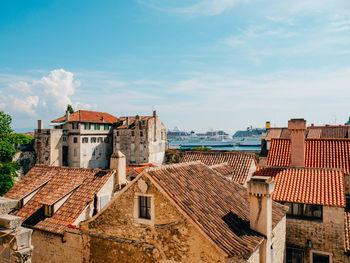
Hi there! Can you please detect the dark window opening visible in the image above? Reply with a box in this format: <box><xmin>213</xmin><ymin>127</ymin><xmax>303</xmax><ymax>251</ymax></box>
<box><xmin>73</xmin><ymin>137</ymin><xmax>78</xmax><ymax>143</ymax></box>
<box><xmin>132</xmin><ymin>131</ymin><xmax>134</xmax><ymax>136</ymax></box>
<box><xmin>312</xmin><ymin>253</ymin><xmax>330</xmax><ymax>263</ymax></box>
<box><xmin>286</xmin><ymin>247</ymin><xmax>304</xmax><ymax>263</ymax></box>
<box><xmin>281</xmin><ymin>202</ymin><xmax>322</xmax><ymax>221</ymax></box>
<box><xmin>139</xmin><ymin>196</ymin><xmax>151</xmax><ymax>219</ymax></box>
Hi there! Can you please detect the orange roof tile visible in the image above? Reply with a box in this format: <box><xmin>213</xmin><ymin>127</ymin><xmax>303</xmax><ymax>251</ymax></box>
<box><xmin>254</xmin><ymin>167</ymin><xmax>345</xmax><ymax>207</ymax></box>
<box><xmin>180</xmin><ymin>151</ymin><xmax>256</xmax><ymax>184</ymax></box>
<box><xmin>6</xmin><ymin>165</ymin><xmax>114</xmax><ymax>234</ymax></box>
<box><xmin>145</xmin><ymin>162</ymin><xmax>287</xmax><ymax>257</ymax></box>
<box><xmin>115</xmin><ymin>116</ymin><xmax>153</xmax><ymax>129</ymax></box>
<box><xmin>51</xmin><ymin>110</ymin><xmax>118</xmax><ymax>123</ymax></box>
<box><xmin>267</xmin><ymin>138</ymin><xmax>350</xmax><ymax>174</ymax></box>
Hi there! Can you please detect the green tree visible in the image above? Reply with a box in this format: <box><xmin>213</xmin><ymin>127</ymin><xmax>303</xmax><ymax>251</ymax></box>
<box><xmin>9</xmin><ymin>134</ymin><xmax>34</xmax><ymax>146</ymax></box>
<box><xmin>66</xmin><ymin>104</ymin><xmax>74</xmax><ymax>114</ymax></box>
<box><xmin>0</xmin><ymin>111</ymin><xmax>18</xmax><ymax>195</ymax></box>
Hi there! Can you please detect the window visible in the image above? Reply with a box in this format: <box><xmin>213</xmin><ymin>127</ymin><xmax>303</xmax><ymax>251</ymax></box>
<box><xmin>104</xmin><ymin>124</ymin><xmax>109</xmax><ymax>130</ymax></box>
<box><xmin>98</xmin><ymin>137</ymin><xmax>103</xmax><ymax>143</ymax></box>
<box><xmin>104</xmin><ymin>137</ymin><xmax>109</xmax><ymax>143</ymax></box>
<box><xmin>73</xmin><ymin>137</ymin><xmax>78</xmax><ymax>143</ymax></box>
<box><xmin>94</xmin><ymin>124</ymin><xmax>100</xmax><ymax>130</ymax></box>
<box><xmin>282</xmin><ymin>202</ymin><xmax>322</xmax><ymax>220</ymax></box>
<box><xmin>287</xmin><ymin>247</ymin><xmax>304</xmax><ymax>263</ymax></box>
<box><xmin>82</xmin><ymin>137</ymin><xmax>88</xmax><ymax>143</ymax></box>
<box><xmin>91</xmin><ymin>137</ymin><xmax>96</xmax><ymax>143</ymax></box>
<box><xmin>62</xmin><ymin>136</ymin><xmax>67</xmax><ymax>142</ymax></box>
<box><xmin>311</xmin><ymin>252</ymin><xmax>331</xmax><ymax>263</ymax></box>
<box><xmin>131</xmin><ymin>131</ymin><xmax>135</xmax><ymax>136</ymax></box>
<box><xmin>139</xmin><ymin>196</ymin><xmax>151</xmax><ymax>219</ymax></box>
<box><xmin>116</xmin><ymin>131</ymin><xmax>119</xmax><ymax>136</ymax></box>
<box><xmin>84</xmin><ymin>123</ymin><xmax>91</xmax><ymax>130</ymax></box>
<box><xmin>44</xmin><ymin>205</ymin><xmax>53</xmax><ymax>217</ymax></box>
<box><xmin>140</xmin><ymin>131</ymin><xmax>143</xmax><ymax>137</ymax></box>
<box><xmin>72</xmin><ymin>122</ymin><xmax>79</xmax><ymax>130</ymax></box>
<box><xmin>16</xmin><ymin>199</ymin><xmax>23</xmax><ymax>210</ymax></box>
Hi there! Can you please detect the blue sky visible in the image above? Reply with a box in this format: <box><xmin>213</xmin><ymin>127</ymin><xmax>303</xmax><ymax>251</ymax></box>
<box><xmin>1</xmin><ymin>0</ymin><xmax>350</xmax><ymax>133</ymax></box>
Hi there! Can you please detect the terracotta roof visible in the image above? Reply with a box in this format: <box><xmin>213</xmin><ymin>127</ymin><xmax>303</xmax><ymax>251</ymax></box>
<box><xmin>210</xmin><ymin>163</ymin><xmax>234</xmax><ymax>177</ymax></box>
<box><xmin>5</xmin><ymin>165</ymin><xmax>114</xmax><ymax>234</ymax></box>
<box><xmin>126</xmin><ymin>163</ymin><xmax>154</xmax><ymax>180</ymax></box>
<box><xmin>145</xmin><ymin>162</ymin><xmax>287</xmax><ymax>257</ymax></box>
<box><xmin>345</xmin><ymin>212</ymin><xmax>350</xmax><ymax>253</ymax></box>
<box><xmin>265</xmin><ymin>126</ymin><xmax>350</xmax><ymax>141</ymax></box>
<box><xmin>115</xmin><ymin>116</ymin><xmax>153</xmax><ymax>129</ymax></box>
<box><xmin>180</xmin><ymin>151</ymin><xmax>256</xmax><ymax>185</ymax></box>
<box><xmin>254</xmin><ymin>167</ymin><xmax>345</xmax><ymax>207</ymax></box>
<box><xmin>267</xmin><ymin>138</ymin><xmax>350</xmax><ymax>174</ymax></box>
<box><xmin>51</xmin><ymin>110</ymin><xmax>118</xmax><ymax>123</ymax></box>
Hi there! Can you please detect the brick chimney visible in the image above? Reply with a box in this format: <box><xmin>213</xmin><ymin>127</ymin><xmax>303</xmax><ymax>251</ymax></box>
<box><xmin>110</xmin><ymin>151</ymin><xmax>126</xmax><ymax>187</ymax></box>
<box><xmin>288</xmin><ymin>118</ymin><xmax>306</xmax><ymax>167</ymax></box>
<box><xmin>247</xmin><ymin>176</ymin><xmax>274</xmax><ymax>263</ymax></box>
<box><xmin>65</xmin><ymin>110</ymin><xmax>70</xmax><ymax>121</ymax></box>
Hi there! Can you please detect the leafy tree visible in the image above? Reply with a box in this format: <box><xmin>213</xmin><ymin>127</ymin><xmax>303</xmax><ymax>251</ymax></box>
<box><xmin>66</xmin><ymin>104</ymin><xmax>74</xmax><ymax>114</ymax></box>
<box><xmin>9</xmin><ymin>134</ymin><xmax>34</xmax><ymax>146</ymax></box>
<box><xmin>0</xmin><ymin>111</ymin><xmax>18</xmax><ymax>195</ymax></box>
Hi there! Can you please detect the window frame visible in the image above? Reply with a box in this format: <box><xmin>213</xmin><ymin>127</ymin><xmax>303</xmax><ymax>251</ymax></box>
<box><xmin>134</xmin><ymin>193</ymin><xmax>154</xmax><ymax>225</ymax></box>
<box><xmin>310</xmin><ymin>250</ymin><xmax>332</xmax><ymax>263</ymax></box>
<box><xmin>281</xmin><ymin>202</ymin><xmax>323</xmax><ymax>221</ymax></box>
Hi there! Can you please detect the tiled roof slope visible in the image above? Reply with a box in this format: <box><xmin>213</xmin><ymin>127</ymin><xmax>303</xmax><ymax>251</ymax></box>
<box><xmin>267</xmin><ymin>138</ymin><xmax>350</xmax><ymax>174</ymax></box>
<box><xmin>51</xmin><ymin>110</ymin><xmax>118</xmax><ymax>123</ymax></box>
<box><xmin>345</xmin><ymin>212</ymin><xmax>350</xmax><ymax>253</ymax></box>
<box><xmin>254</xmin><ymin>167</ymin><xmax>345</xmax><ymax>207</ymax></box>
<box><xmin>115</xmin><ymin>116</ymin><xmax>153</xmax><ymax>129</ymax></box>
<box><xmin>265</xmin><ymin>125</ymin><xmax>350</xmax><ymax>141</ymax></box>
<box><xmin>5</xmin><ymin>165</ymin><xmax>114</xmax><ymax>234</ymax></box>
<box><xmin>180</xmin><ymin>151</ymin><xmax>256</xmax><ymax>185</ymax></box>
<box><xmin>145</xmin><ymin>162</ymin><xmax>287</xmax><ymax>257</ymax></box>
<box><xmin>126</xmin><ymin>163</ymin><xmax>154</xmax><ymax>180</ymax></box>
<box><xmin>210</xmin><ymin>163</ymin><xmax>234</xmax><ymax>177</ymax></box>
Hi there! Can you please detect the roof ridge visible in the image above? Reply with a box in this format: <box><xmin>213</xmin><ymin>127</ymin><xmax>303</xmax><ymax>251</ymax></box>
<box><xmin>263</xmin><ymin>166</ymin><xmax>344</xmax><ymax>173</ymax></box>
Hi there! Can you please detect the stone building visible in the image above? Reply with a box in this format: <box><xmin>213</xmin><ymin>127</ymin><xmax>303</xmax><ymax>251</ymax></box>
<box><xmin>81</xmin><ymin>162</ymin><xmax>288</xmax><ymax>263</ymax></box>
<box><xmin>260</xmin><ymin>118</ymin><xmax>350</xmax><ymax>263</ymax></box>
<box><xmin>114</xmin><ymin>111</ymin><xmax>167</xmax><ymax>165</ymax></box>
<box><xmin>3</xmin><ymin>155</ymin><xmax>127</xmax><ymax>263</ymax></box>
<box><xmin>180</xmin><ymin>151</ymin><xmax>257</xmax><ymax>186</ymax></box>
<box><xmin>35</xmin><ymin>109</ymin><xmax>167</xmax><ymax>169</ymax></box>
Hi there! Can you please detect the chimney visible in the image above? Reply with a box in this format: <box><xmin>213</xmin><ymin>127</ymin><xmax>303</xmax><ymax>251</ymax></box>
<box><xmin>153</xmin><ymin>110</ymin><xmax>157</xmax><ymax>118</ymax></box>
<box><xmin>65</xmin><ymin>110</ymin><xmax>70</xmax><ymax>121</ymax></box>
<box><xmin>38</xmin><ymin>120</ymin><xmax>44</xmax><ymax>130</ymax></box>
<box><xmin>110</xmin><ymin>151</ymin><xmax>126</xmax><ymax>187</ymax></box>
<box><xmin>247</xmin><ymin>176</ymin><xmax>274</xmax><ymax>263</ymax></box>
<box><xmin>288</xmin><ymin>118</ymin><xmax>306</xmax><ymax>167</ymax></box>
<box><xmin>126</xmin><ymin>117</ymin><xmax>129</xmax><ymax>127</ymax></box>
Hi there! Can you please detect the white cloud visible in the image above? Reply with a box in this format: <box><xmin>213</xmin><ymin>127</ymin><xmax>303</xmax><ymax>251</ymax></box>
<box><xmin>10</xmin><ymin>96</ymin><xmax>39</xmax><ymax>116</ymax></box>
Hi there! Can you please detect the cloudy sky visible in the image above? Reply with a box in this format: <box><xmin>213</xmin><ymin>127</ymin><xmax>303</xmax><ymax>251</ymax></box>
<box><xmin>1</xmin><ymin>0</ymin><xmax>350</xmax><ymax>133</ymax></box>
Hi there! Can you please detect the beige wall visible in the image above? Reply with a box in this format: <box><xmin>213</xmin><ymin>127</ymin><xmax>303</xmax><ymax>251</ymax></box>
<box><xmin>81</xmin><ymin>174</ymin><xmax>229</xmax><ymax>263</ymax></box>
<box><xmin>272</xmin><ymin>215</ymin><xmax>286</xmax><ymax>263</ymax></box>
<box><xmin>31</xmin><ymin>230</ymin><xmax>83</xmax><ymax>263</ymax></box>
<box><xmin>286</xmin><ymin>206</ymin><xmax>348</xmax><ymax>263</ymax></box>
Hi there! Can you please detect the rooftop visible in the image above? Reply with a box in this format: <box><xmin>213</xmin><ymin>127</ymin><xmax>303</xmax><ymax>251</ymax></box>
<box><xmin>267</xmin><ymin>138</ymin><xmax>350</xmax><ymax>174</ymax></box>
<box><xmin>51</xmin><ymin>110</ymin><xmax>119</xmax><ymax>124</ymax></box>
<box><xmin>145</xmin><ymin>161</ymin><xmax>287</xmax><ymax>257</ymax></box>
<box><xmin>254</xmin><ymin>166</ymin><xmax>345</xmax><ymax>207</ymax></box>
<box><xmin>5</xmin><ymin>165</ymin><xmax>114</xmax><ymax>234</ymax></box>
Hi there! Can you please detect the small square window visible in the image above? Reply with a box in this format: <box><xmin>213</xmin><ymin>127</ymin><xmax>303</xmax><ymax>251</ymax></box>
<box><xmin>139</xmin><ymin>196</ymin><xmax>151</xmax><ymax>219</ymax></box>
<box><xmin>62</xmin><ymin>136</ymin><xmax>67</xmax><ymax>142</ymax></box>
<box><xmin>73</xmin><ymin>137</ymin><xmax>78</xmax><ymax>143</ymax></box>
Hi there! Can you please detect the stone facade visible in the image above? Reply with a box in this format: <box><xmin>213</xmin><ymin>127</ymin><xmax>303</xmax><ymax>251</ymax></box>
<box><xmin>114</xmin><ymin>112</ymin><xmax>167</xmax><ymax>165</ymax></box>
<box><xmin>35</xmin><ymin>110</ymin><xmax>167</xmax><ymax>168</ymax></box>
<box><xmin>286</xmin><ymin>206</ymin><xmax>349</xmax><ymax>263</ymax></box>
<box><xmin>31</xmin><ymin>230</ymin><xmax>83</xmax><ymax>263</ymax></box>
<box><xmin>81</xmin><ymin>173</ymin><xmax>286</xmax><ymax>263</ymax></box>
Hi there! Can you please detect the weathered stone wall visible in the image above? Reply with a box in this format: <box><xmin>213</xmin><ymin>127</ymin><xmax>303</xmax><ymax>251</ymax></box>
<box><xmin>272</xmin><ymin>215</ymin><xmax>286</xmax><ymax>263</ymax></box>
<box><xmin>34</xmin><ymin>129</ymin><xmax>51</xmax><ymax>165</ymax></box>
<box><xmin>31</xmin><ymin>230</ymin><xmax>83</xmax><ymax>263</ymax></box>
<box><xmin>81</xmin><ymin>174</ymin><xmax>229</xmax><ymax>263</ymax></box>
<box><xmin>286</xmin><ymin>206</ymin><xmax>348</xmax><ymax>263</ymax></box>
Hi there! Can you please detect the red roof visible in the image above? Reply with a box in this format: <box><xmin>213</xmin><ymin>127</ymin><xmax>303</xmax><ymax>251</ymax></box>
<box><xmin>51</xmin><ymin>110</ymin><xmax>118</xmax><ymax>123</ymax></box>
<box><xmin>180</xmin><ymin>151</ymin><xmax>256</xmax><ymax>185</ymax></box>
<box><xmin>146</xmin><ymin>162</ymin><xmax>287</xmax><ymax>257</ymax></box>
<box><xmin>254</xmin><ymin>167</ymin><xmax>345</xmax><ymax>207</ymax></box>
<box><xmin>267</xmin><ymin>138</ymin><xmax>350</xmax><ymax>174</ymax></box>
<box><xmin>5</xmin><ymin>165</ymin><xmax>114</xmax><ymax>234</ymax></box>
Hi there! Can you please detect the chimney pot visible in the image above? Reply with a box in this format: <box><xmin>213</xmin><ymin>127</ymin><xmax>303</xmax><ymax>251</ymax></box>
<box><xmin>288</xmin><ymin>118</ymin><xmax>306</xmax><ymax>167</ymax></box>
<box><xmin>38</xmin><ymin>120</ymin><xmax>44</xmax><ymax>130</ymax></box>
<box><xmin>110</xmin><ymin>151</ymin><xmax>126</xmax><ymax>187</ymax></box>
